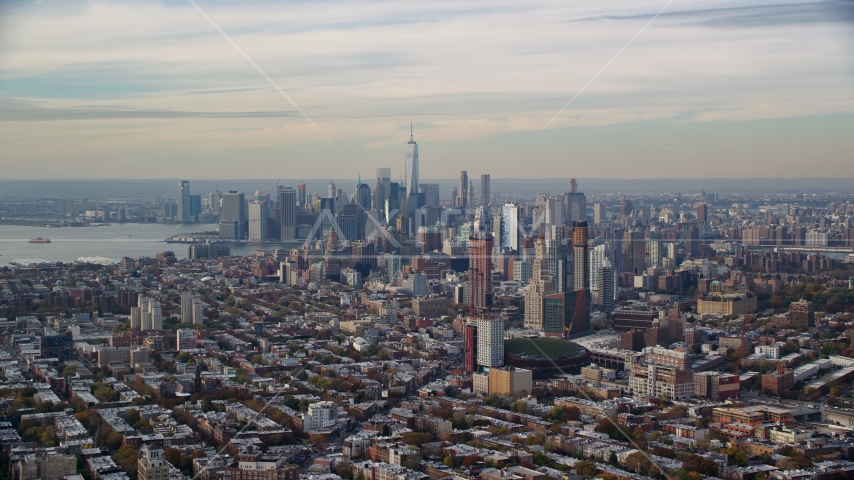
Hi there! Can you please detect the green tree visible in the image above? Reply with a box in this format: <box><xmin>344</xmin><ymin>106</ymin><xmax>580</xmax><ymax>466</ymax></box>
<box><xmin>112</xmin><ymin>444</ymin><xmax>139</xmax><ymax>475</ymax></box>
<box><xmin>624</xmin><ymin>452</ymin><xmax>652</xmax><ymax>475</ymax></box>
<box><xmin>125</xmin><ymin>408</ymin><xmax>141</xmax><ymax>426</ymax></box>
<box><xmin>574</xmin><ymin>460</ymin><xmax>599</xmax><ymax>477</ymax></box>
<box><xmin>777</xmin><ymin>456</ymin><xmax>812</xmax><ymax>470</ymax></box>
<box><xmin>724</xmin><ymin>448</ymin><xmax>748</xmax><ymax>467</ymax></box>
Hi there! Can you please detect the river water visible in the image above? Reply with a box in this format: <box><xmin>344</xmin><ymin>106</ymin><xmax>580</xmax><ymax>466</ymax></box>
<box><xmin>0</xmin><ymin>224</ymin><xmax>289</xmax><ymax>265</ymax></box>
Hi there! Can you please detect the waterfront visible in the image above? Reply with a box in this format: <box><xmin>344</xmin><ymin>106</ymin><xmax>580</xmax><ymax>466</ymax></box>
<box><xmin>0</xmin><ymin>224</ymin><xmax>291</xmax><ymax>265</ymax></box>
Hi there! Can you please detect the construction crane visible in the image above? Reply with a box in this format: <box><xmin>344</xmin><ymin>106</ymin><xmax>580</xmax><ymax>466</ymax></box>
<box><xmin>734</xmin><ymin>311</ymin><xmax>752</xmax><ymax>399</ymax></box>
<box><xmin>563</xmin><ymin>290</ymin><xmax>586</xmax><ymax>340</ymax></box>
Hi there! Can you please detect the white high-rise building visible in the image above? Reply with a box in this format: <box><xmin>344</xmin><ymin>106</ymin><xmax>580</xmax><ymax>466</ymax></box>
<box><xmin>192</xmin><ymin>300</ymin><xmax>204</xmax><ymax>325</ymax></box>
<box><xmin>139</xmin><ymin>297</ymin><xmax>162</xmax><ymax>331</ymax></box>
<box><xmin>545</xmin><ymin>196</ymin><xmax>564</xmax><ymax>228</ymax></box>
<box><xmin>149</xmin><ymin>301</ymin><xmax>162</xmax><ymax>331</ymax></box>
<box><xmin>593</xmin><ymin>203</ymin><xmax>606</xmax><ymax>224</ymax></box>
<box><xmin>589</xmin><ymin>244</ymin><xmax>608</xmax><ymax>291</ymax></box>
<box><xmin>136</xmin><ymin>296</ymin><xmax>149</xmax><ymax>330</ymax></box>
<box><xmin>666</xmin><ymin>243</ymin><xmax>678</xmax><ymax>259</ymax></box>
<box><xmin>476</xmin><ymin>317</ymin><xmax>504</xmax><ymax>367</ymax></box>
<box><xmin>648</xmin><ymin>231</ymin><xmax>662</xmax><ymax>268</ymax></box>
<box><xmin>181</xmin><ymin>291</ymin><xmax>204</xmax><ymax>325</ymax></box>
<box><xmin>500</xmin><ymin>203</ymin><xmax>521</xmax><ymax>253</ymax></box>
<box><xmin>248</xmin><ymin>202</ymin><xmax>267</xmax><ymax>242</ymax></box>
<box><xmin>130</xmin><ymin>307</ymin><xmax>141</xmax><ymax>331</ymax></box>
<box><xmin>523</xmin><ymin>281</ymin><xmax>546</xmax><ymax>331</ymax></box>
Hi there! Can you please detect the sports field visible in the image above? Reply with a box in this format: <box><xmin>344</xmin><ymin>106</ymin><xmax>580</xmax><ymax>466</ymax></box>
<box><xmin>504</xmin><ymin>337</ymin><xmax>581</xmax><ymax>359</ymax></box>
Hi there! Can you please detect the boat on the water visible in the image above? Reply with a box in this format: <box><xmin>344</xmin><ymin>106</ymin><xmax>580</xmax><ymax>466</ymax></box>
<box><xmin>28</xmin><ymin>238</ymin><xmax>51</xmax><ymax>244</ymax></box>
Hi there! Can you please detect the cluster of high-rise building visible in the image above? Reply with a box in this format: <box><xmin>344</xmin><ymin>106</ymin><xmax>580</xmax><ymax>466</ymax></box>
<box><xmin>130</xmin><ymin>296</ymin><xmax>162</xmax><ymax>331</ymax></box>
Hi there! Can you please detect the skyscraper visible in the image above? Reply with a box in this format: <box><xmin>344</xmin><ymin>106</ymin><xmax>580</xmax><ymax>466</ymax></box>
<box><xmin>327</xmin><ymin>182</ymin><xmax>337</xmax><ymax>204</ymax></box>
<box><xmin>545</xmin><ymin>196</ymin><xmax>564</xmax><ymax>228</ymax></box>
<box><xmin>623</xmin><ymin>229</ymin><xmax>645</xmax><ymax>275</ymax></box>
<box><xmin>465</xmin><ymin>320</ymin><xmax>477</xmax><ymax>372</ymax></box>
<box><xmin>648</xmin><ymin>230</ymin><xmax>662</xmax><ymax>268</ymax></box>
<box><xmin>589</xmin><ymin>243</ymin><xmax>608</xmax><ymax>291</ymax></box>
<box><xmin>376</xmin><ymin>168</ymin><xmax>391</xmax><ymax>221</ymax></box>
<box><xmin>697</xmin><ymin>203</ymin><xmax>708</xmax><ymax>222</ymax></box>
<box><xmin>572</xmin><ymin>220</ymin><xmax>589</xmax><ymax>291</ymax></box>
<box><xmin>598</xmin><ymin>260</ymin><xmax>615</xmax><ymax>315</ymax></box>
<box><xmin>469</xmin><ymin>230</ymin><xmax>494</xmax><ymax>310</ymax></box>
<box><xmin>209</xmin><ymin>189</ymin><xmax>221</xmax><ymax>214</ymax></box>
<box><xmin>532</xmin><ymin>234</ymin><xmax>555</xmax><ymax>295</ymax></box>
<box><xmin>406</xmin><ymin>126</ymin><xmax>419</xmax><ymax>199</ymax></box>
<box><xmin>190</xmin><ymin>195</ymin><xmax>201</xmax><ymax>220</ymax></box>
<box><xmin>565</xmin><ymin>191</ymin><xmax>586</xmax><ymax>225</ymax></box>
<box><xmin>620</xmin><ymin>199</ymin><xmax>634</xmax><ymax>216</ymax></box>
<box><xmin>279</xmin><ymin>187</ymin><xmax>296</xmax><ymax>241</ymax></box>
<box><xmin>355</xmin><ymin>178</ymin><xmax>372</xmax><ymax>239</ymax></box>
<box><xmin>523</xmin><ymin>280</ymin><xmax>546</xmax><ymax>330</ymax></box>
<box><xmin>476</xmin><ymin>317</ymin><xmax>504</xmax><ymax>367</ymax></box>
<box><xmin>593</xmin><ymin>203</ymin><xmax>606</xmax><ymax>224</ymax></box>
<box><xmin>219</xmin><ymin>191</ymin><xmax>246</xmax><ymax>240</ymax></box>
<box><xmin>480</xmin><ymin>174</ymin><xmax>490</xmax><ymax>208</ymax></box>
<box><xmin>297</xmin><ymin>182</ymin><xmax>307</xmax><ymax>209</ymax></box>
<box><xmin>248</xmin><ymin>202</ymin><xmax>268</xmax><ymax>241</ymax></box>
<box><xmin>459</xmin><ymin>171</ymin><xmax>469</xmax><ymax>210</ymax></box>
<box><xmin>355</xmin><ymin>178</ymin><xmax>372</xmax><ymax>212</ymax></box>
<box><xmin>546</xmin><ymin>227</ymin><xmax>566</xmax><ymax>293</ymax></box>
<box><xmin>337</xmin><ymin>203</ymin><xmax>358</xmax><ymax>241</ymax></box>
<box><xmin>420</xmin><ymin>184</ymin><xmax>440</xmax><ymax>207</ymax></box>
<box><xmin>405</xmin><ymin>129</ymin><xmax>420</xmax><ymax>234</ymax></box>
<box><xmin>178</xmin><ymin>181</ymin><xmax>191</xmax><ymax>223</ymax></box>
<box><xmin>500</xmin><ymin>203</ymin><xmax>521</xmax><ymax>253</ymax></box>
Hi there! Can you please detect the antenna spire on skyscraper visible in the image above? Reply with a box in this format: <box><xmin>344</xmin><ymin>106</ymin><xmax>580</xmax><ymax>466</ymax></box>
<box><xmin>410</xmin><ymin>120</ymin><xmax>413</xmax><ymax>142</ymax></box>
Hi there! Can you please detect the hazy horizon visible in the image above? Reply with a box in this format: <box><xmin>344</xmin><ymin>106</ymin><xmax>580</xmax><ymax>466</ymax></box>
<box><xmin>3</xmin><ymin>177</ymin><xmax>854</xmax><ymax>201</ymax></box>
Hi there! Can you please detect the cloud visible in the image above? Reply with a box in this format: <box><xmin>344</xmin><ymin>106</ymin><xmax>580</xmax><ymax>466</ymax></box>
<box><xmin>0</xmin><ymin>97</ymin><xmax>299</xmax><ymax>121</ymax></box>
<box><xmin>0</xmin><ymin>0</ymin><xmax>851</xmax><ymax>178</ymax></box>
<box><xmin>568</xmin><ymin>0</ymin><xmax>854</xmax><ymax>27</ymax></box>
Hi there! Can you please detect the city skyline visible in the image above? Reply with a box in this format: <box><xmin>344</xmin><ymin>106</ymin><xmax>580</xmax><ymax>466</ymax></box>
<box><xmin>1</xmin><ymin>0</ymin><xmax>852</xmax><ymax>179</ymax></box>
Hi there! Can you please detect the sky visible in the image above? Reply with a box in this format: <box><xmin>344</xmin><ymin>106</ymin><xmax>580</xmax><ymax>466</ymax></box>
<box><xmin>0</xmin><ymin>0</ymin><xmax>852</xmax><ymax>180</ymax></box>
